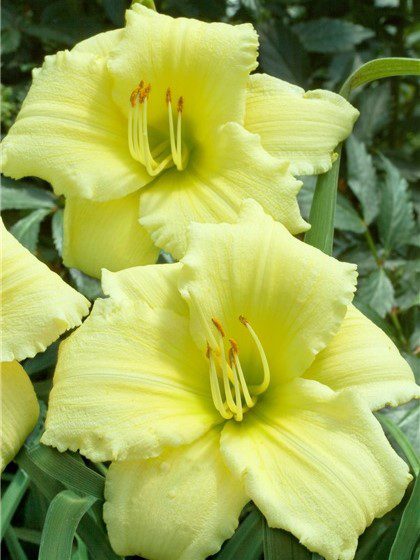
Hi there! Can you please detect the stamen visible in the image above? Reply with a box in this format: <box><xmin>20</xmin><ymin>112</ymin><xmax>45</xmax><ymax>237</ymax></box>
<box><xmin>166</xmin><ymin>88</ymin><xmax>178</xmax><ymax>164</ymax></box>
<box><xmin>239</xmin><ymin>316</ymin><xmax>271</xmax><ymax>395</ymax></box>
<box><xmin>176</xmin><ymin>97</ymin><xmax>184</xmax><ymax>170</ymax></box>
<box><xmin>229</xmin><ymin>339</ymin><xmax>256</xmax><ymax>409</ymax></box>
<box><xmin>207</xmin><ymin>345</ymin><xmax>233</xmax><ymax>420</ymax></box>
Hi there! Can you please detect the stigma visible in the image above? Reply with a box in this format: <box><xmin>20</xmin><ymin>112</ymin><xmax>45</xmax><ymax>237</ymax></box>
<box><xmin>128</xmin><ymin>81</ymin><xmax>186</xmax><ymax>177</ymax></box>
<box><xmin>206</xmin><ymin>316</ymin><xmax>271</xmax><ymax>422</ymax></box>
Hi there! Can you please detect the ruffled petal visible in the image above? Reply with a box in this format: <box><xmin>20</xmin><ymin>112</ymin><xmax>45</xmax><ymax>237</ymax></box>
<box><xmin>104</xmin><ymin>429</ymin><xmax>247</xmax><ymax>560</ymax></box>
<box><xmin>63</xmin><ymin>192</ymin><xmax>159</xmax><ymax>279</ymax></box>
<box><xmin>179</xmin><ymin>200</ymin><xmax>357</xmax><ymax>385</ymax></box>
<box><xmin>1</xmin><ymin>221</ymin><xmax>90</xmax><ymax>362</ymax></box>
<box><xmin>304</xmin><ymin>304</ymin><xmax>419</xmax><ymax>410</ymax></box>
<box><xmin>72</xmin><ymin>29</ymin><xmax>123</xmax><ymax>56</ymax></box>
<box><xmin>245</xmin><ymin>74</ymin><xmax>359</xmax><ymax>175</ymax></box>
<box><xmin>108</xmin><ymin>5</ymin><xmax>258</xmax><ymax>139</ymax></box>
<box><xmin>1</xmin><ymin>49</ymin><xmax>151</xmax><ymax>200</ymax></box>
<box><xmin>42</xmin><ymin>264</ymin><xmax>220</xmax><ymax>462</ymax></box>
<box><xmin>140</xmin><ymin>123</ymin><xmax>308</xmax><ymax>260</ymax></box>
<box><xmin>220</xmin><ymin>378</ymin><xmax>411</xmax><ymax>560</ymax></box>
<box><xmin>1</xmin><ymin>361</ymin><xmax>39</xmax><ymax>471</ymax></box>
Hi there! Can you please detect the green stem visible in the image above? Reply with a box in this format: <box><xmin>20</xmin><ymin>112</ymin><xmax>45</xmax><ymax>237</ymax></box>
<box><xmin>363</xmin><ymin>227</ymin><xmax>381</xmax><ymax>266</ymax></box>
<box><xmin>389</xmin><ymin>310</ymin><xmax>408</xmax><ymax>349</ymax></box>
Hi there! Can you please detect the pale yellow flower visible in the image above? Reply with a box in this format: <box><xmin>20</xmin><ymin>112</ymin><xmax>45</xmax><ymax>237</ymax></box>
<box><xmin>1</xmin><ymin>5</ymin><xmax>358</xmax><ymax>277</ymax></box>
<box><xmin>0</xmin><ymin>220</ymin><xmax>90</xmax><ymax>470</ymax></box>
<box><xmin>42</xmin><ymin>200</ymin><xmax>418</xmax><ymax>560</ymax></box>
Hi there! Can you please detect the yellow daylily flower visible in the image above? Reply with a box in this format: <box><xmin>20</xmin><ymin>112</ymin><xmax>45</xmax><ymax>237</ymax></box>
<box><xmin>0</xmin><ymin>220</ymin><xmax>90</xmax><ymax>470</ymax></box>
<box><xmin>1</xmin><ymin>5</ymin><xmax>358</xmax><ymax>277</ymax></box>
<box><xmin>42</xmin><ymin>200</ymin><xmax>418</xmax><ymax>560</ymax></box>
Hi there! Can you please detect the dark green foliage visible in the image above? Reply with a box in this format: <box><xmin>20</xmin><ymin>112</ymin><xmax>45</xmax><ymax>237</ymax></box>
<box><xmin>1</xmin><ymin>1</ymin><xmax>419</xmax><ymax>559</ymax></box>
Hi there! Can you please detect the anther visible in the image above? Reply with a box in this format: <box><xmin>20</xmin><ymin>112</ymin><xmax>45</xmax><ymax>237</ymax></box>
<box><xmin>212</xmin><ymin>318</ymin><xmax>225</xmax><ymax>337</ymax></box>
<box><xmin>166</xmin><ymin>87</ymin><xmax>171</xmax><ymax>104</ymax></box>
<box><xmin>177</xmin><ymin>96</ymin><xmax>184</xmax><ymax>113</ymax></box>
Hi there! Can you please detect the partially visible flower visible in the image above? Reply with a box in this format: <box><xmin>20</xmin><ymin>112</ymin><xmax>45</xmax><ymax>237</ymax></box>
<box><xmin>0</xmin><ymin>220</ymin><xmax>90</xmax><ymax>470</ymax></box>
<box><xmin>1</xmin><ymin>5</ymin><xmax>358</xmax><ymax>277</ymax></box>
<box><xmin>43</xmin><ymin>200</ymin><xmax>418</xmax><ymax>560</ymax></box>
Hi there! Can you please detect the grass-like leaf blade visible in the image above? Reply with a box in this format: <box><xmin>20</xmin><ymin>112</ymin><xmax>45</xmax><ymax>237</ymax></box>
<box><xmin>215</xmin><ymin>507</ymin><xmax>263</xmax><ymax>559</ymax></box>
<box><xmin>263</xmin><ymin>522</ymin><xmax>311</xmax><ymax>559</ymax></box>
<box><xmin>1</xmin><ymin>469</ymin><xmax>30</xmax><ymax>539</ymax></box>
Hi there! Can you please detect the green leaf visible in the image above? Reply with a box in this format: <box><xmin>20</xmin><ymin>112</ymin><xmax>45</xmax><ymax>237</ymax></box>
<box><xmin>215</xmin><ymin>507</ymin><xmax>263</xmax><ymax>559</ymax></box>
<box><xmin>306</xmin><ymin>57</ymin><xmax>420</xmax><ymax>256</ymax></box>
<box><xmin>346</xmin><ymin>135</ymin><xmax>379</xmax><ymax>224</ymax></box>
<box><xmin>389</xmin><ymin>477</ymin><xmax>420</xmax><ymax>560</ymax></box>
<box><xmin>353</xmin><ymin>300</ymin><xmax>396</xmax><ymax>340</ymax></box>
<box><xmin>377</xmin><ymin>155</ymin><xmax>415</xmax><ymax>252</ymax></box>
<box><xmin>377</xmin><ymin>413</ymin><xmax>419</xmax><ymax>476</ymax></box>
<box><xmin>354</xmin><ymin>84</ymin><xmax>391</xmax><ymax>145</ymax></box>
<box><xmin>51</xmin><ymin>209</ymin><xmax>64</xmax><ymax>256</ymax></box>
<box><xmin>23</xmin><ymin>342</ymin><xmax>59</xmax><ymax>376</ymax></box>
<box><xmin>357</xmin><ymin>268</ymin><xmax>394</xmax><ymax>317</ymax></box>
<box><xmin>1</xmin><ymin>182</ymin><xmax>56</xmax><ymax>211</ymax></box>
<box><xmin>102</xmin><ymin>0</ymin><xmax>126</xmax><ymax>26</ymax></box>
<box><xmin>292</xmin><ymin>18</ymin><xmax>374</xmax><ymax>53</ymax></box>
<box><xmin>334</xmin><ymin>193</ymin><xmax>366</xmax><ymax>233</ymax></box>
<box><xmin>257</xmin><ymin>20</ymin><xmax>310</xmax><ymax>87</ymax></box>
<box><xmin>3</xmin><ymin>527</ymin><xmax>28</xmax><ymax>560</ymax></box>
<box><xmin>1</xmin><ymin>28</ymin><xmax>21</xmax><ymax>54</ymax></box>
<box><xmin>1</xmin><ymin>470</ymin><xmax>30</xmax><ymax>538</ymax></box>
<box><xmin>22</xmin><ymin>443</ymin><xmax>105</xmax><ymax>499</ymax></box>
<box><xmin>263</xmin><ymin>522</ymin><xmax>311</xmax><ymax>559</ymax></box>
<box><xmin>10</xmin><ymin>208</ymin><xmax>51</xmax><ymax>253</ymax></box>
<box><xmin>69</xmin><ymin>268</ymin><xmax>103</xmax><ymax>301</ymax></box>
<box><xmin>39</xmin><ymin>490</ymin><xmax>97</xmax><ymax>560</ymax></box>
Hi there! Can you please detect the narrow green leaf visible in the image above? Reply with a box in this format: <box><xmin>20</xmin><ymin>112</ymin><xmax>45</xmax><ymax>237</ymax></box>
<box><xmin>263</xmin><ymin>522</ymin><xmax>311</xmax><ymax>559</ymax></box>
<box><xmin>346</xmin><ymin>135</ymin><xmax>378</xmax><ymax>224</ymax></box>
<box><xmin>10</xmin><ymin>208</ymin><xmax>51</xmax><ymax>253</ymax></box>
<box><xmin>389</xmin><ymin>477</ymin><xmax>420</xmax><ymax>560</ymax></box>
<box><xmin>353</xmin><ymin>84</ymin><xmax>391</xmax><ymax>145</ymax></box>
<box><xmin>1</xmin><ymin>184</ymin><xmax>56</xmax><ymax>210</ymax></box>
<box><xmin>23</xmin><ymin>443</ymin><xmax>105</xmax><ymax>499</ymax></box>
<box><xmin>1</xmin><ymin>470</ymin><xmax>30</xmax><ymax>538</ymax></box>
<box><xmin>23</xmin><ymin>342</ymin><xmax>59</xmax><ymax>376</ymax></box>
<box><xmin>292</xmin><ymin>18</ymin><xmax>374</xmax><ymax>53</ymax></box>
<box><xmin>377</xmin><ymin>414</ymin><xmax>419</xmax><ymax>476</ymax></box>
<box><xmin>39</xmin><ymin>490</ymin><xmax>97</xmax><ymax>560</ymax></box>
<box><xmin>357</xmin><ymin>268</ymin><xmax>394</xmax><ymax>318</ymax></box>
<box><xmin>377</xmin><ymin>155</ymin><xmax>415</xmax><ymax>252</ymax></box>
<box><xmin>3</xmin><ymin>527</ymin><xmax>28</xmax><ymax>560</ymax></box>
<box><xmin>12</xmin><ymin>527</ymin><xmax>42</xmax><ymax>545</ymax></box>
<box><xmin>216</xmin><ymin>508</ymin><xmax>263</xmax><ymax>559</ymax></box>
<box><xmin>340</xmin><ymin>57</ymin><xmax>420</xmax><ymax>98</ymax></box>
<box><xmin>335</xmin><ymin>193</ymin><xmax>366</xmax><ymax>233</ymax></box>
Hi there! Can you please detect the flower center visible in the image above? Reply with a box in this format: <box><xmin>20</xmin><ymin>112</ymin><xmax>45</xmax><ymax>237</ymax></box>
<box><xmin>206</xmin><ymin>316</ymin><xmax>271</xmax><ymax>422</ymax></box>
<box><xmin>128</xmin><ymin>81</ymin><xmax>187</xmax><ymax>177</ymax></box>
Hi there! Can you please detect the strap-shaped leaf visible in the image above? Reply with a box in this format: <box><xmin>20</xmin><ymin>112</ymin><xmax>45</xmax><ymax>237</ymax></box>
<box><xmin>377</xmin><ymin>413</ymin><xmax>419</xmax><ymax>477</ymax></box>
<box><xmin>389</xmin><ymin>476</ymin><xmax>420</xmax><ymax>560</ymax></box>
<box><xmin>38</xmin><ymin>490</ymin><xmax>96</xmax><ymax>560</ymax></box>
<box><xmin>263</xmin><ymin>520</ymin><xmax>311</xmax><ymax>560</ymax></box>
<box><xmin>215</xmin><ymin>507</ymin><xmax>263</xmax><ymax>559</ymax></box>
<box><xmin>1</xmin><ymin>469</ymin><xmax>30</xmax><ymax>538</ymax></box>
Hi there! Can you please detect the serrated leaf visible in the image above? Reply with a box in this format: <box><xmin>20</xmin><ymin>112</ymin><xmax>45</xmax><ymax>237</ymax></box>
<box><xmin>51</xmin><ymin>209</ymin><xmax>64</xmax><ymax>256</ymax></box>
<box><xmin>292</xmin><ymin>18</ymin><xmax>374</xmax><ymax>53</ymax></box>
<box><xmin>257</xmin><ymin>20</ymin><xmax>310</xmax><ymax>87</ymax></box>
<box><xmin>346</xmin><ymin>135</ymin><xmax>378</xmax><ymax>224</ymax></box>
<box><xmin>357</xmin><ymin>268</ymin><xmax>394</xmax><ymax>317</ymax></box>
<box><xmin>10</xmin><ymin>208</ymin><xmax>51</xmax><ymax>253</ymax></box>
<box><xmin>354</xmin><ymin>84</ymin><xmax>391</xmax><ymax>145</ymax></box>
<box><xmin>334</xmin><ymin>193</ymin><xmax>366</xmax><ymax>233</ymax></box>
<box><xmin>377</xmin><ymin>155</ymin><xmax>415</xmax><ymax>251</ymax></box>
<box><xmin>1</xmin><ymin>183</ymin><xmax>56</xmax><ymax>210</ymax></box>
<box><xmin>69</xmin><ymin>269</ymin><xmax>103</xmax><ymax>301</ymax></box>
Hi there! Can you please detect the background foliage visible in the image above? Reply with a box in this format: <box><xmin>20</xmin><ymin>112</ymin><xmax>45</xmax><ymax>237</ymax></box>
<box><xmin>1</xmin><ymin>0</ymin><xmax>419</xmax><ymax>559</ymax></box>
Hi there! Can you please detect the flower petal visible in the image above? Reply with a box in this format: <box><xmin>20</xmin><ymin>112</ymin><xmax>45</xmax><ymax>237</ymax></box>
<box><xmin>108</xmin><ymin>5</ymin><xmax>258</xmax><ymax>138</ymax></box>
<box><xmin>1</xmin><ymin>220</ymin><xmax>90</xmax><ymax>362</ymax></box>
<box><xmin>63</xmin><ymin>192</ymin><xmax>159</xmax><ymax>279</ymax></box>
<box><xmin>1</xmin><ymin>50</ymin><xmax>151</xmax><ymax>201</ymax></box>
<box><xmin>179</xmin><ymin>199</ymin><xmax>357</xmax><ymax>385</ymax></box>
<box><xmin>1</xmin><ymin>361</ymin><xmax>39</xmax><ymax>471</ymax></box>
<box><xmin>42</xmin><ymin>264</ymin><xmax>220</xmax><ymax>462</ymax></box>
<box><xmin>104</xmin><ymin>429</ymin><xmax>247</xmax><ymax>560</ymax></box>
<box><xmin>140</xmin><ymin>123</ymin><xmax>308</xmax><ymax>260</ymax></box>
<box><xmin>72</xmin><ymin>29</ymin><xmax>123</xmax><ymax>56</ymax></box>
<box><xmin>245</xmin><ymin>74</ymin><xmax>359</xmax><ymax>176</ymax></box>
<box><xmin>304</xmin><ymin>304</ymin><xmax>419</xmax><ymax>410</ymax></box>
<box><xmin>220</xmin><ymin>378</ymin><xmax>411</xmax><ymax>560</ymax></box>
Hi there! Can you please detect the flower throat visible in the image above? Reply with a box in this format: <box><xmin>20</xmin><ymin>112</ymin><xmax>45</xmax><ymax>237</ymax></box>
<box><xmin>206</xmin><ymin>316</ymin><xmax>270</xmax><ymax>422</ymax></box>
<box><xmin>128</xmin><ymin>81</ymin><xmax>186</xmax><ymax>177</ymax></box>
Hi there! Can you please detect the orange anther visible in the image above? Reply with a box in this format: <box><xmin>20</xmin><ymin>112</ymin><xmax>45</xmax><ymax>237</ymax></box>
<box><xmin>212</xmin><ymin>318</ymin><xmax>225</xmax><ymax>337</ymax></box>
<box><xmin>229</xmin><ymin>338</ymin><xmax>239</xmax><ymax>353</ymax></box>
<box><xmin>177</xmin><ymin>96</ymin><xmax>184</xmax><ymax>113</ymax></box>
<box><xmin>239</xmin><ymin>315</ymin><xmax>248</xmax><ymax>326</ymax></box>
